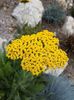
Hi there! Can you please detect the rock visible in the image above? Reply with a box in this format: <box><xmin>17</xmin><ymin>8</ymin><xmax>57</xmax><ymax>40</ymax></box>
<box><xmin>12</xmin><ymin>0</ymin><xmax>44</xmax><ymax>28</ymax></box>
<box><xmin>56</xmin><ymin>0</ymin><xmax>73</xmax><ymax>10</ymax></box>
<box><xmin>0</xmin><ymin>37</ymin><xmax>7</xmax><ymax>52</ymax></box>
<box><xmin>62</xmin><ymin>16</ymin><xmax>74</xmax><ymax>37</ymax></box>
<box><xmin>44</xmin><ymin>63</ymin><xmax>68</xmax><ymax>77</ymax></box>
<box><xmin>56</xmin><ymin>0</ymin><xmax>67</xmax><ymax>9</ymax></box>
<box><xmin>66</xmin><ymin>0</ymin><xmax>74</xmax><ymax>9</ymax></box>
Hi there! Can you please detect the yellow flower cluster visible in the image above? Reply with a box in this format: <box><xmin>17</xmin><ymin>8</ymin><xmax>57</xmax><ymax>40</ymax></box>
<box><xmin>6</xmin><ymin>30</ymin><xmax>69</xmax><ymax>76</ymax></box>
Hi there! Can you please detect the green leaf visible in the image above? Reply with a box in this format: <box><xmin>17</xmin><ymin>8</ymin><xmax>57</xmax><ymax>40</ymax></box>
<box><xmin>14</xmin><ymin>92</ymin><xmax>21</xmax><ymax>100</ymax></box>
<box><xmin>2</xmin><ymin>62</ymin><xmax>13</xmax><ymax>75</ymax></box>
<box><xmin>0</xmin><ymin>91</ymin><xmax>5</xmax><ymax>100</ymax></box>
<box><xmin>0</xmin><ymin>69</ymin><xmax>4</xmax><ymax>79</ymax></box>
<box><xmin>34</xmin><ymin>83</ymin><xmax>45</xmax><ymax>92</ymax></box>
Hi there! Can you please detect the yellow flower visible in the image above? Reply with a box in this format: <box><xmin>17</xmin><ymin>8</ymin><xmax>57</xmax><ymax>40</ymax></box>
<box><xmin>18</xmin><ymin>0</ymin><xmax>31</xmax><ymax>3</ymax></box>
<box><xmin>6</xmin><ymin>30</ymin><xmax>69</xmax><ymax>76</ymax></box>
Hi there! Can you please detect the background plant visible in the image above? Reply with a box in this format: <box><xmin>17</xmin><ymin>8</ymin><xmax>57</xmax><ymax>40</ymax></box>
<box><xmin>15</xmin><ymin>23</ymin><xmax>43</xmax><ymax>38</ymax></box>
<box><xmin>18</xmin><ymin>0</ymin><xmax>30</xmax><ymax>3</ymax></box>
<box><xmin>35</xmin><ymin>75</ymin><xmax>74</xmax><ymax>100</ymax></box>
<box><xmin>69</xmin><ymin>6</ymin><xmax>74</xmax><ymax>18</ymax></box>
<box><xmin>42</xmin><ymin>0</ymin><xmax>66</xmax><ymax>25</ymax></box>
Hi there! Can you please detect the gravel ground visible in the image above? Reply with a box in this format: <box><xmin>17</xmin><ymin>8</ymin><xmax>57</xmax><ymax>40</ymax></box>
<box><xmin>0</xmin><ymin>0</ymin><xmax>18</xmax><ymax>39</ymax></box>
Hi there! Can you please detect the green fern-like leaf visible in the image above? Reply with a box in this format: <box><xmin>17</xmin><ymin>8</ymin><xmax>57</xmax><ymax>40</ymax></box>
<box><xmin>16</xmin><ymin>23</ymin><xmax>43</xmax><ymax>36</ymax></box>
<box><xmin>0</xmin><ymin>52</ymin><xmax>74</xmax><ymax>100</ymax></box>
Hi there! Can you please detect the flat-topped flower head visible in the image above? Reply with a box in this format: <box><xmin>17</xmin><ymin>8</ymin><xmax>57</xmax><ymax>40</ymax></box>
<box><xmin>6</xmin><ymin>30</ymin><xmax>69</xmax><ymax>76</ymax></box>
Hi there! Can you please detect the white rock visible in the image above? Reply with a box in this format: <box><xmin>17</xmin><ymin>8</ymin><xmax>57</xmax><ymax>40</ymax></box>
<box><xmin>62</xmin><ymin>16</ymin><xmax>74</xmax><ymax>37</ymax></box>
<box><xmin>44</xmin><ymin>63</ymin><xmax>68</xmax><ymax>77</ymax></box>
<box><xmin>66</xmin><ymin>0</ymin><xmax>73</xmax><ymax>9</ymax></box>
<box><xmin>0</xmin><ymin>37</ymin><xmax>7</xmax><ymax>52</ymax></box>
<box><xmin>12</xmin><ymin>0</ymin><xmax>44</xmax><ymax>27</ymax></box>
<box><xmin>56</xmin><ymin>0</ymin><xmax>67</xmax><ymax>9</ymax></box>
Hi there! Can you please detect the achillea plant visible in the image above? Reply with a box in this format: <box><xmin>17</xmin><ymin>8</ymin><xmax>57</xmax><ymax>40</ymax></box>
<box><xmin>6</xmin><ymin>30</ymin><xmax>68</xmax><ymax>76</ymax></box>
<box><xmin>0</xmin><ymin>52</ymin><xmax>74</xmax><ymax>100</ymax></box>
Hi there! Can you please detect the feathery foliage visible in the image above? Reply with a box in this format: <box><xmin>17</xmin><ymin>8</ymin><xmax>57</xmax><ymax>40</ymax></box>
<box><xmin>0</xmin><ymin>52</ymin><xmax>48</xmax><ymax>100</ymax></box>
<box><xmin>70</xmin><ymin>6</ymin><xmax>74</xmax><ymax>18</ymax></box>
<box><xmin>0</xmin><ymin>47</ymin><xmax>74</xmax><ymax>100</ymax></box>
<box><xmin>16</xmin><ymin>23</ymin><xmax>43</xmax><ymax>36</ymax></box>
<box><xmin>34</xmin><ymin>75</ymin><xmax>74</xmax><ymax>100</ymax></box>
<box><xmin>42</xmin><ymin>1</ymin><xmax>66</xmax><ymax>25</ymax></box>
